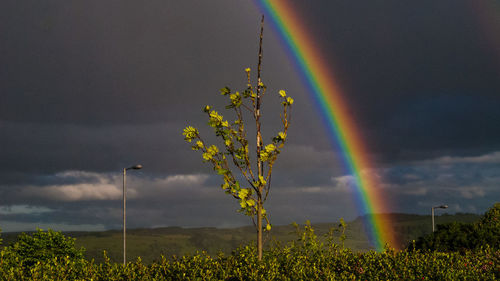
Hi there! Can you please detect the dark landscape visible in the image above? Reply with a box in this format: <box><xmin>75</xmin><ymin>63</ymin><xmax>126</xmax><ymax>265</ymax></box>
<box><xmin>1</xmin><ymin>212</ymin><xmax>481</xmax><ymax>264</ymax></box>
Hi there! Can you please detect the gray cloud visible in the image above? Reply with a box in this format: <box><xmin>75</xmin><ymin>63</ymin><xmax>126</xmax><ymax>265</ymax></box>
<box><xmin>0</xmin><ymin>205</ymin><xmax>53</xmax><ymax>215</ymax></box>
<box><xmin>1</xmin><ymin>0</ymin><xmax>499</xmax><ymax>232</ymax></box>
<box><xmin>2</xmin><ymin>149</ymin><xmax>499</xmax><ymax>232</ymax></box>
<box><xmin>429</xmin><ymin>151</ymin><xmax>500</xmax><ymax>165</ymax></box>
<box><xmin>376</xmin><ymin>151</ymin><xmax>500</xmax><ymax>213</ymax></box>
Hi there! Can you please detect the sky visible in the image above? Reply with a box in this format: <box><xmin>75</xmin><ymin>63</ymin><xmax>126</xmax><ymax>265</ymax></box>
<box><xmin>1</xmin><ymin>0</ymin><xmax>499</xmax><ymax>232</ymax></box>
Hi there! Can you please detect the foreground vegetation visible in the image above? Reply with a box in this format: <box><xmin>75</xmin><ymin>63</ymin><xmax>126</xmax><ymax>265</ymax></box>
<box><xmin>0</xmin><ymin>212</ymin><xmax>481</xmax><ymax>264</ymax></box>
<box><xmin>0</xmin><ymin>224</ymin><xmax>498</xmax><ymax>280</ymax></box>
<box><xmin>1</xmin><ymin>204</ymin><xmax>497</xmax><ymax>280</ymax></box>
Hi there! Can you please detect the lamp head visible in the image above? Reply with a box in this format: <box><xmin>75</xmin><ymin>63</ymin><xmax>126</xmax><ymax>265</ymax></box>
<box><xmin>126</xmin><ymin>164</ymin><xmax>143</xmax><ymax>170</ymax></box>
<box><xmin>434</xmin><ymin>204</ymin><xmax>448</xmax><ymax>209</ymax></box>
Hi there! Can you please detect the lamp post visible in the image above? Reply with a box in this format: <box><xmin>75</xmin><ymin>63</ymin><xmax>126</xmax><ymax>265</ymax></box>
<box><xmin>123</xmin><ymin>164</ymin><xmax>142</xmax><ymax>266</ymax></box>
<box><xmin>431</xmin><ymin>204</ymin><xmax>448</xmax><ymax>232</ymax></box>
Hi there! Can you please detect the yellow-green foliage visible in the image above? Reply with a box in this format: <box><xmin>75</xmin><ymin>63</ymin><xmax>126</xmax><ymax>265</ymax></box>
<box><xmin>182</xmin><ymin>68</ymin><xmax>293</xmax><ymax>232</ymax></box>
<box><xmin>1</xmin><ymin>226</ymin><xmax>498</xmax><ymax>280</ymax></box>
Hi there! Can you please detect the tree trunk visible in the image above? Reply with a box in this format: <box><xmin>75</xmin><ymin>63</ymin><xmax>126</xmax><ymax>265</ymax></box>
<box><xmin>257</xmin><ymin>197</ymin><xmax>263</xmax><ymax>260</ymax></box>
<box><xmin>255</xmin><ymin>15</ymin><xmax>265</xmax><ymax>261</ymax></box>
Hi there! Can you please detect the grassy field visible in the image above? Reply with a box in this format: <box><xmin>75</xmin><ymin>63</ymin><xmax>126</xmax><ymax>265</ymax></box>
<box><xmin>1</xmin><ymin>213</ymin><xmax>481</xmax><ymax>264</ymax></box>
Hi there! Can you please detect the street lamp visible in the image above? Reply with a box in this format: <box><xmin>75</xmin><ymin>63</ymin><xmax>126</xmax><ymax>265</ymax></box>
<box><xmin>431</xmin><ymin>204</ymin><xmax>448</xmax><ymax>232</ymax></box>
<box><xmin>123</xmin><ymin>164</ymin><xmax>142</xmax><ymax>266</ymax></box>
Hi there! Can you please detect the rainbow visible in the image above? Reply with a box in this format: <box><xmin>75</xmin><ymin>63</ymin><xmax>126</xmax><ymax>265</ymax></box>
<box><xmin>254</xmin><ymin>1</ymin><xmax>398</xmax><ymax>250</ymax></box>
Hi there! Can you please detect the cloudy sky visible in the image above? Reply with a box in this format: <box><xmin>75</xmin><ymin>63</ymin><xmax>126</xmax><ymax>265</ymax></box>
<box><xmin>1</xmin><ymin>0</ymin><xmax>499</xmax><ymax>232</ymax></box>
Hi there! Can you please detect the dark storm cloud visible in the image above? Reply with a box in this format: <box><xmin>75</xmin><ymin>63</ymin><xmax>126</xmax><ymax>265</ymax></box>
<box><xmin>0</xmin><ymin>0</ymin><xmax>306</xmax><ymax>175</ymax></box>
<box><xmin>288</xmin><ymin>0</ymin><xmax>500</xmax><ymax>162</ymax></box>
<box><xmin>368</xmin><ymin>95</ymin><xmax>500</xmax><ymax>162</ymax></box>
<box><xmin>0</xmin><ymin>121</ymin><xmax>206</xmax><ymax>174</ymax></box>
<box><xmin>1</xmin><ymin>1</ymin><xmax>499</xmax><ymax>231</ymax></box>
<box><xmin>0</xmin><ymin>0</ymin><xmax>264</xmax><ymax>125</ymax></box>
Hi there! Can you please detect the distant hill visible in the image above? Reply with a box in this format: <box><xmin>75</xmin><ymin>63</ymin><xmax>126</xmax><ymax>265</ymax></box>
<box><xmin>0</xmin><ymin>212</ymin><xmax>480</xmax><ymax>264</ymax></box>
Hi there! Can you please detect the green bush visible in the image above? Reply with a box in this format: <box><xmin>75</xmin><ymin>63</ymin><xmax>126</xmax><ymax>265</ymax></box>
<box><xmin>476</xmin><ymin>202</ymin><xmax>500</xmax><ymax>248</ymax></box>
<box><xmin>412</xmin><ymin>203</ymin><xmax>500</xmax><ymax>251</ymax></box>
<box><xmin>0</xmin><ymin>206</ymin><xmax>498</xmax><ymax>280</ymax></box>
<box><xmin>0</xmin><ymin>224</ymin><xmax>498</xmax><ymax>280</ymax></box>
<box><xmin>1</xmin><ymin>228</ymin><xmax>86</xmax><ymax>269</ymax></box>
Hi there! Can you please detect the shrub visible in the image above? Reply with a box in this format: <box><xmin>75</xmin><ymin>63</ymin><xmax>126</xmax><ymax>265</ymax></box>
<box><xmin>412</xmin><ymin>203</ymin><xmax>500</xmax><ymax>251</ymax></box>
<box><xmin>0</xmin><ymin>225</ymin><xmax>498</xmax><ymax>280</ymax></box>
<box><xmin>1</xmin><ymin>228</ymin><xmax>85</xmax><ymax>267</ymax></box>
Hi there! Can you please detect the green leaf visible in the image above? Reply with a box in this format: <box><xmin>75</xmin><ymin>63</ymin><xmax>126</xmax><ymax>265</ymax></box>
<box><xmin>220</xmin><ymin>87</ymin><xmax>231</xmax><ymax>96</ymax></box>
<box><xmin>265</xmin><ymin>144</ymin><xmax>276</xmax><ymax>153</ymax></box>
<box><xmin>196</xmin><ymin>140</ymin><xmax>204</xmax><ymax>148</ymax></box>
<box><xmin>278</xmin><ymin>132</ymin><xmax>286</xmax><ymax>140</ymax></box>
<box><xmin>238</xmin><ymin>188</ymin><xmax>249</xmax><ymax>199</ymax></box>
<box><xmin>202</xmin><ymin>153</ymin><xmax>212</xmax><ymax>161</ymax></box>
<box><xmin>209</xmin><ymin>110</ymin><xmax>224</xmax><ymax>127</ymax></box>
<box><xmin>182</xmin><ymin>126</ymin><xmax>199</xmax><ymax>142</ymax></box>
<box><xmin>259</xmin><ymin>151</ymin><xmax>269</xmax><ymax>161</ymax></box>
<box><xmin>259</xmin><ymin>175</ymin><xmax>266</xmax><ymax>186</ymax></box>
<box><xmin>216</xmin><ymin>168</ymin><xmax>228</xmax><ymax>175</ymax></box>
<box><xmin>242</xmin><ymin>89</ymin><xmax>252</xmax><ymax>98</ymax></box>
<box><xmin>207</xmin><ymin>145</ymin><xmax>219</xmax><ymax>155</ymax></box>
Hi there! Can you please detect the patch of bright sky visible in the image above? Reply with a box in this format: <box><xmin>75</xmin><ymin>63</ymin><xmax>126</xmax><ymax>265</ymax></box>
<box><xmin>0</xmin><ymin>205</ymin><xmax>53</xmax><ymax>215</ymax></box>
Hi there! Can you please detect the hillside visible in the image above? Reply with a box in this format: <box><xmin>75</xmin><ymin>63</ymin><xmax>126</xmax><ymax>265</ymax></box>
<box><xmin>1</xmin><ymin>213</ymin><xmax>480</xmax><ymax>264</ymax></box>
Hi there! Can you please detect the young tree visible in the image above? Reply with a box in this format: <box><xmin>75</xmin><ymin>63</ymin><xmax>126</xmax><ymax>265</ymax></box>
<box><xmin>183</xmin><ymin>16</ymin><xmax>293</xmax><ymax>260</ymax></box>
<box><xmin>2</xmin><ymin>229</ymin><xmax>85</xmax><ymax>267</ymax></box>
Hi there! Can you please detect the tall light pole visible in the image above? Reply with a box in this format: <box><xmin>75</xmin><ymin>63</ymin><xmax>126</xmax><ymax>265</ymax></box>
<box><xmin>432</xmin><ymin>204</ymin><xmax>448</xmax><ymax>232</ymax></box>
<box><xmin>123</xmin><ymin>164</ymin><xmax>142</xmax><ymax>266</ymax></box>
